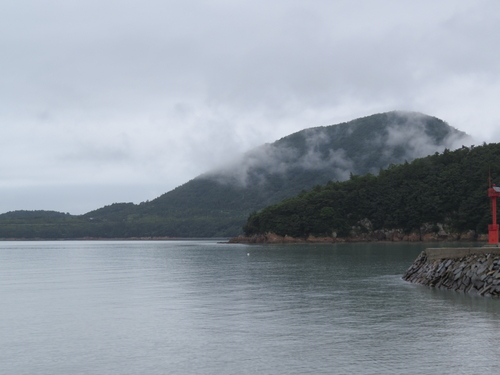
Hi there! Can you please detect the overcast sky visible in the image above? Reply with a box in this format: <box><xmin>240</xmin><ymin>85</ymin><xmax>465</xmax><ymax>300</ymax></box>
<box><xmin>1</xmin><ymin>0</ymin><xmax>500</xmax><ymax>214</ymax></box>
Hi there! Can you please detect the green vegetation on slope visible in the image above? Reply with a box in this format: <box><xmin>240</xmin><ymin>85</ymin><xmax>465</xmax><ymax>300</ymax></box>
<box><xmin>79</xmin><ymin>111</ymin><xmax>467</xmax><ymax>237</ymax></box>
<box><xmin>0</xmin><ymin>111</ymin><xmax>469</xmax><ymax>239</ymax></box>
<box><xmin>243</xmin><ymin>143</ymin><xmax>500</xmax><ymax>238</ymax></box>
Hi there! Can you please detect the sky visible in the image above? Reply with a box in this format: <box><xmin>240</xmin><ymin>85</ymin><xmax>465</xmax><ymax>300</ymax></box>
<box><xmin>1</xmin><ymin>0</ymin><xmax>500</xmax><ymax>214</ymax></box>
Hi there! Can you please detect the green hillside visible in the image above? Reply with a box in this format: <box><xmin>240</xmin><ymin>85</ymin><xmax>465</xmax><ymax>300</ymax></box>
<box><xmin>242</xmin><ymin>142</ymin><xmax>500</xmax><ymax>239</ymax></box>
<box><xmin>0</xmin><ymin>111</ymin><xmax>469</xmax><ymax>239</ymax></box>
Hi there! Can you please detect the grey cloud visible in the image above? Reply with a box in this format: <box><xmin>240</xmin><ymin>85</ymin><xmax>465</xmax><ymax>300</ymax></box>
<box><xmin>0</xmin><ymin>0</ymin><xmax>499</xmax><ymax>214</ymax></box>
<box><xmin>205</xmin><ymin>144</ymin><xmax>298</xmax><ymax>186</ymax></box>
<box><xmin>382</xmin><ymin>114</ymin><xmax>471</xmax><ymax>162</ymax></box>
<box><xmin>203</xmin><ymin>133</ymin><xmax>349</xmax><ymax>188</ymax></box>
<box><xmin>297</xmin><ymin>129</ymin><xmax>354</xmax><ymax>174</ymax></box>
<box><xmin>61</xmin><ymin>144</ymin><xmax>132</xmax><ymax>164</ymax></box>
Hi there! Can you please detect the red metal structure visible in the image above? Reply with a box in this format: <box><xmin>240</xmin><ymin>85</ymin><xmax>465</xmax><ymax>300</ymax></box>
<box><xmin>488</xmin><ymin>184</ymin><xmax>500</xmax><ymax>244</ymax></box>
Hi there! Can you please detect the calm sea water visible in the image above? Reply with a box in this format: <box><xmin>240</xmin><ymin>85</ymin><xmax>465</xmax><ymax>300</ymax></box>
<box><xmin>1</xmin><ymin>240</ymin><xmax>500</xmax><ymax>374</ymax></box>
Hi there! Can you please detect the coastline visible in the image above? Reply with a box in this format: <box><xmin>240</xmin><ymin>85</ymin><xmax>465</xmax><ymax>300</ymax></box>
<box><xmin>228</xmin><ymin>231</ymin><xmax>489</xmax><ymax>244</ymax></box>
<box><xmin>0</xmin><ymin>237</ymin><xmax>229</xmax><ymax>241</ymax></box>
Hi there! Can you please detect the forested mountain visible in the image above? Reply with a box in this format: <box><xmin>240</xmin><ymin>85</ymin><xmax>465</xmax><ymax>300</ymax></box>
<box><xmin>81</xmin><ymin>111</ymin><xmax>467</xmax><ymax>237</ymax></box>
<box><xmin>242</xmin><ymin>142</ymin><xmax>500</xmax><ymax>240</ymax></box>
<box><xmin>0</xmin><ymin>111</ymin><xmax>470</xmax><ymax>239</ymax></box>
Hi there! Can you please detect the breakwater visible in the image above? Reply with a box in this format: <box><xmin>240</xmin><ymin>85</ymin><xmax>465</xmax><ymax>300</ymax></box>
<box><xmin>403</xmin><ymin>246</ymin><xmax>500</xmax><ymax>297</ymax></box>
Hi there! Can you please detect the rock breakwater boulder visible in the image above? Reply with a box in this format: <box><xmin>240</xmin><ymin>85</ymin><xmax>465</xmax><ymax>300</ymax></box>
<box><xmin>403</xmin><ymin>247</ymin><xmax>500</xmax><ymax>297</ymax></box>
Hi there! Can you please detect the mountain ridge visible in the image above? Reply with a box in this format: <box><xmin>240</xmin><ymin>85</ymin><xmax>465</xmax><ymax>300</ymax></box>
<box><xmin>0</xmin><ymin>111</ymin><xmax>471</xmax><ymax>238</ymax></box>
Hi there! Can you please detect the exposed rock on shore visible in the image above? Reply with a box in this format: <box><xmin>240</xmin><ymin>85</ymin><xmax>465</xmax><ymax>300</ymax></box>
<box><xmin>228</xmin><ymin>233</ymin><xmax>309</xmax><ymax>244</ymax></box>
<box><xmin>229</xmin><ymin>224</ymin><xmax>488</xmax><ymax>244</ymax></box>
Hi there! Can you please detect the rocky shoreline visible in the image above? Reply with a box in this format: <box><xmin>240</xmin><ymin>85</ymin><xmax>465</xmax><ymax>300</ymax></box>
<box><xmin>229</xmin><ymin>228</ymin><xmax>488</xmax><ymax>244</ymax></box>
<box><xmin>230</xmin><ymin>220</ymin><xmax>489</xmax><ymax>244</ymax></box>
<box><xmin>403</xmin><ymin>246</ymin><xmax>500</xmax><ymax>297</ymax></box>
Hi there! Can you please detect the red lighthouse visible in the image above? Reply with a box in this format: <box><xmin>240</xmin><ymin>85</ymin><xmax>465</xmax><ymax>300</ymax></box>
<box><xmin>488</xmin><ymin>184</ymin><xmax>500</xmax><ymax>244</ymax></box>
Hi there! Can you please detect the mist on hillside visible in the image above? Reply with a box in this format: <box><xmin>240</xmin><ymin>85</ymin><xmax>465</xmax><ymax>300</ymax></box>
<box><xmin>203</xmin><ymin>112</ymin><xmax>473</xmax><ymax>187</ymax></box>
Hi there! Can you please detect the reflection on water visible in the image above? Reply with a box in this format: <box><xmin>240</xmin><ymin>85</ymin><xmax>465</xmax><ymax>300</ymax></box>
<box><xmin>0</xmin><ymin>240</ymin><xmax>499</xmax><ymax>374</ymax></box>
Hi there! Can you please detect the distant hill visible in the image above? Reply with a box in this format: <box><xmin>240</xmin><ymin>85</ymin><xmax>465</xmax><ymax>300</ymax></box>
<box><xmin>0</xmin><ymin>210</ymin><xmax>71</xmax><ymax>220</ymax></box>
<box><xmin>0</xmin><ymin>111</ymin><xmax>471</xmax><ymax>239</ymax></box>
<box><xmin>81</xmin><ymin>111</ymin><xmax>469</xmax><ymax>237</ymax></box>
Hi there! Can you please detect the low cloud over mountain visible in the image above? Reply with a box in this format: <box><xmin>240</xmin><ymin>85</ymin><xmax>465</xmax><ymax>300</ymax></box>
<box><xmin>204</xmin><ymin>111</ymin><xmax>471</xmax><ymax>188</ymax></box>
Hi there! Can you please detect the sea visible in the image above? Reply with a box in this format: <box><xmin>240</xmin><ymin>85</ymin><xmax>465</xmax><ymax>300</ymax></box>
<box><xmin>1</xmin><ymin>240</ymin><xmax>500</xmax><ymax>374</ymax></box>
